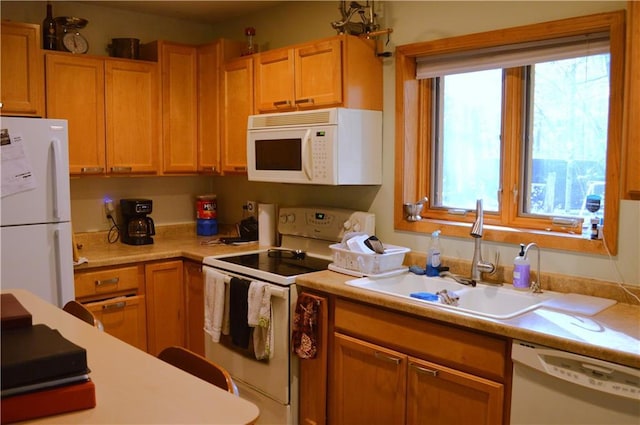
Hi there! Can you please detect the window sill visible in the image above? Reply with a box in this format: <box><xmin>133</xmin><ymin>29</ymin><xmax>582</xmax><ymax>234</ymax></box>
<box><xmin>394</xmin><ymin>216</ymin><xmax>609</xmax><ymax>255</ymax></box>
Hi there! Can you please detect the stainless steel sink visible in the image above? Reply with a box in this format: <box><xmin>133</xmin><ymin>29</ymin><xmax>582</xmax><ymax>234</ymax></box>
<box><xmin>345</xmin><ymin>272</ymin><xmax>558</xmax><ymax>319</ymax></box>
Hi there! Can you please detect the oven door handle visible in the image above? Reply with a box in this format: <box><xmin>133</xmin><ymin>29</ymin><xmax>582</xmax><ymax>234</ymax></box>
<box><xmin>208</xmin><ymin>267</ymin><xmax>289</xmax><ymax>300</ymax></box>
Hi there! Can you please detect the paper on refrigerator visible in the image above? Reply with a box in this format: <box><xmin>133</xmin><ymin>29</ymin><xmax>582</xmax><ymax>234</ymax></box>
<box><xmin>1</xmin><ymin>129</ymin><xmax>37</xmax><ymax>198</ymax></box>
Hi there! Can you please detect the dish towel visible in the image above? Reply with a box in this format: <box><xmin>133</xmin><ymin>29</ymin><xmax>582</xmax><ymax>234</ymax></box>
<box><xmin>203</xmin><ymin>268</ymin><xmax>226</xmax><ymax>342</ymax></box>
<box><xmin>229</xmin><ymin>277</ymin><xmax>252</xmax><ymax>349</ymax></box>
<box><xmin>292</xmin><ymin>293</ymin><xmax>320</xmax><ymax>359</ymax></box>
<box><xmin>248</xmin><ymin>281</ymin><xmax>273</xmax><ymax>360</ymax></box>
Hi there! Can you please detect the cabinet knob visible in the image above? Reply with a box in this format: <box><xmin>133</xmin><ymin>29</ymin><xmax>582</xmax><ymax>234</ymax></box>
<box><xmin>273</xmin><ymin>100</ymin><xmax>292</xmax><ymax>107</ymax></box>
<box><xmin>294</xmin><ymin>98</ymin><xmax>314</xmax><ymax>105</ymax></box>
<box><xmin>95</xmin><ymin>277</ymin><xmax>119</xmax><ymax>286</ymax></box>
<box><xmin>374</xmin><ymin>351</ymin><xmax>401</xmax><ymax>365</ymax></box>
<box><xmin>81</xmin><ymin>167</ymin><xmax>105</xmax><ymax>173</ymax></box>
<box><xmin>410</xmin><ymin>362</ymin><xmax>439</xmax><ymax>377</ymax></box>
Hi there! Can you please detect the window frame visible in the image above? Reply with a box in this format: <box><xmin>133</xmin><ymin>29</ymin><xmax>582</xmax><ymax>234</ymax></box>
<box><xmin>394</xmin><ymin>11</ymin><xmax>625</xmax><ymax>255</ymax></box>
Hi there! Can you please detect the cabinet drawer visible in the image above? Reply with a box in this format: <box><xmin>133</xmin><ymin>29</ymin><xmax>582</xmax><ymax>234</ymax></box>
<box><xmin>85</xmin><ymin>295</ymin><xmax>147</xmax><ymax>351</ymax></box>
<box><xmin>334</xmin><ymin>298</ymin><xmax>508</xmax><ymax>382</ymax></box>
<box><xmin>74</xmin><ymin>265</ymin><xmax>144</xmax><ymax>300</ymax></box>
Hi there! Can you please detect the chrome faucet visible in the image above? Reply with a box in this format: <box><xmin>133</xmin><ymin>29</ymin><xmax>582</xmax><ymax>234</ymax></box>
<box><xmin>470</xmin><ymin>199</ymin><xmax>497</xmax><ymax>282</ymax></box>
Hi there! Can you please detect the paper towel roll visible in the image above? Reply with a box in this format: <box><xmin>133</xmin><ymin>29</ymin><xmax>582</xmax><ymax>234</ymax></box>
<box><xmin>258</xmin><ymin>204</ymin><xmax>276</xmax><ymax>247</ymax></box>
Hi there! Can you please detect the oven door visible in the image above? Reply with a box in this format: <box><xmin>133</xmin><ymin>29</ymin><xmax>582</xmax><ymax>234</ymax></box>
<box><xmin>203</xmin><ymin>266</ymin><xmax>295</xmax><ymax>405</ymax></box>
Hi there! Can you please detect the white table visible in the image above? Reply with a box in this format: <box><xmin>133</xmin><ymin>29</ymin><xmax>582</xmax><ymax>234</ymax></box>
<box><xmin>2</xmin><ymin>289</ymin><xmax>260</xmax><ymax>424</ymax></box>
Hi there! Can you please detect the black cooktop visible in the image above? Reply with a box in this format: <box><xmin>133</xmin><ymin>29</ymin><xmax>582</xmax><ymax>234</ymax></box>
<box><xmin>217</xmin><ymin>252</ymin><xmax>331</xmax><ymax>277</ymax></box>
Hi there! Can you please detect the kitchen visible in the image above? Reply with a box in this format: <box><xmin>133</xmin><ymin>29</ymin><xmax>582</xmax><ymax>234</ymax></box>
<box><xmin>1</xmin><ymin>1</ymin><xmax>639</xmax><ymax>424</ymax></box>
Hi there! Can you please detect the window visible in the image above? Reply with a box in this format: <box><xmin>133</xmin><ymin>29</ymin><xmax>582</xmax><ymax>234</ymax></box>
<box><xmin>395</xmin><ymin>12</ymin><xmax>625</xmax><ymax>255</ymax></box>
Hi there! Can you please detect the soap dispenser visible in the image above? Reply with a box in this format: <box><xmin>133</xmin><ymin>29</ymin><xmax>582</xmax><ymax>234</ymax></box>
<box><xmin>513</xmin><ymin>243</ymin><xmax>530</xmax><ymax>290</ymax></box>
<box><xmin>426</xmin><ymin>230</ymin><xmax>442</xmax><ymax>276</ymax></box>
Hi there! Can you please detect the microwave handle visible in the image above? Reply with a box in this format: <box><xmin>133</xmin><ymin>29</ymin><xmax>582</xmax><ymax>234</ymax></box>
<box><xmin>301</xmin><ymin>129</ymin><xmax>313</xmax><ymax>181</ymax></box>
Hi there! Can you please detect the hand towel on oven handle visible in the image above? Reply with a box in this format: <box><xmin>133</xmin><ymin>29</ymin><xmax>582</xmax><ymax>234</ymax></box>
<box><xmin>203</xmin><ymin>268</ymin><xmax>226</xmax><ymax>342</ymax></box>
<box><xmin>292</xmin><ymin>293</ymin><xmax>321</xmax><ymax>359</ymax></box>
<box><xmin>248</xmin><ymin>281</ymin><xmax>273</xmax><ymax>360</ymax></box>
<box><xmin>229</xmin><ymin>277</ymin><xmax>252</xmax><ymax>349</ymax></box>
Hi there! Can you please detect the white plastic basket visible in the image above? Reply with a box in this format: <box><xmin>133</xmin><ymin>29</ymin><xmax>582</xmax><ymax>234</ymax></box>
<box><xmin>329</xmin><ymin>243</ymin><xmax>410</xmax><ymax>275</ymax></box>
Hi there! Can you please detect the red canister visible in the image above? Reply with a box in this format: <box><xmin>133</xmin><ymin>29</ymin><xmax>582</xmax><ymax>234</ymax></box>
<box><xmin>196</xmin><ymin>195</ymin><xmax>217</xmax><ymax>219</ymax></box>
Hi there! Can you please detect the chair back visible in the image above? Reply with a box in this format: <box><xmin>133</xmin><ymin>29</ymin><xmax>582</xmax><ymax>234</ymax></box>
<box><xmin>158</xmin><ymin>346</ymin><xmax>238</xmax><ymax>395</ymax></box>
<box><xmin>63</xmin><ymin>300</ymin><xmax>104</xmax><ymax>330</ymax></box>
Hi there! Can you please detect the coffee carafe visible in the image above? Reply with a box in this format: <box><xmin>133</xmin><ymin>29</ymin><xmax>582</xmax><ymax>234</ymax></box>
<box><xmin>120</xmin><ymin>199</ymin><xmax>155</xmax><ymax>245</ymax></box>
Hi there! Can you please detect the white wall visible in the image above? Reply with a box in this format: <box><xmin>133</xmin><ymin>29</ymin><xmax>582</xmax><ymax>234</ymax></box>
<box><xmin>3</xmin><ymin>1</ymin><xmax>637</xmax><ymax>286</ymax></box>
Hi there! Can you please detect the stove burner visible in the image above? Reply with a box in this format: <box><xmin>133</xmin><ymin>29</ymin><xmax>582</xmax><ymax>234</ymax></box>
<box><xmin>218</xmin><ymin>252</ymin><xmax>331</xmax><ymax>277</ymax></box>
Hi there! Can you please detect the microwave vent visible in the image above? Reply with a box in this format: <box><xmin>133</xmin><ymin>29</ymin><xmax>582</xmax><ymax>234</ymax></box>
<box><xmin>250</xmin><ymin>110</ymin><xmax>333</xmax><ymax>128</ymax></box>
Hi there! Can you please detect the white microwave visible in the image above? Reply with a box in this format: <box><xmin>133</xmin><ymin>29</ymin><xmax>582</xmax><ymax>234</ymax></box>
<box><xmin>247</xmin><ymin>107</ymin><xmax>382</xmax><ymax>185</ymax></box>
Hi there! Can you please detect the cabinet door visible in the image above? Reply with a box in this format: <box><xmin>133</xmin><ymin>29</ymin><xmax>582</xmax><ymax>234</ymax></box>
<box><xmin>160</xmin><ymin>43</ymin><xmax>198</xmax><ymax>173</ymax></box>
<box><xmin>197</xmin><ymin>41</ymin><xmax>223</xmax><ymax>174</ymax></box>
<box><xmin>294</xmin><ymin>39</ymin><xmax>343</xmax><ymax>109</ymax></box>
<box><xmin>331</xmin><ymin>332</ymin><xmax>407</xmax><ymax>425</ymax></box>
<box><xmin>0</xmin><ymin>22</ymin><xmax>44</xmax><ymax>117</ymax></box>
<box><xmin>183</xmin><ymin>261</ymin><xmax>204</xmax><ymax>356</ymax></box>
<box><xmin>86</xmin><ymin>295</ymin><xmax>148</xmax><ymax>352</ymax></box>
<box><xmin>45</xmin><ymin>53</ymin><xmax>106</xmax><ymax>175</ymax></box>
<box><xmin>254</xmin><ymin>48</ymin><xmax>295</xmax><ymax>112</ymax></box>
<box><xmin>407</xmin><ymin>356</ymin><xmax>504</xmax><ymax>425</ymax></box>
<box><xmin>624</xmin><ymin>0</ymin><xmax>640</xmax><ymax>199</ymax></box>
<box><xmin>221</xmin><ymin>57</ymin><xmax>253</xmax><ymax>173</ymax></box>
<box><xmin>145</xmin><ymin>260</ymin><xmax>185</xmax><ymax>355</ymax></box>
<box><xmin>105</xmin><ymin>59</ymin><xmax>159</xmax><ymax>174</ymax></box>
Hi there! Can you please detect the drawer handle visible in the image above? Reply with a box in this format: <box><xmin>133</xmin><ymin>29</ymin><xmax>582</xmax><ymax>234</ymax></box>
<box><xmin>80</xmin><ymin>167</ymin><xmax>105</xmax><ymax>173</ymax></box>
<box><xmin>110</xmin><ymin>166</ymin><xmax>133</xmax><ymax>173</ymax></box>
<box><xmin>273</xmin><ymin>100</ymin><xmax>292</xmax><ymax>107</ymax></box>
<box><xmin>410</xmin><ymin>363</ymin><xmax>439</xmax><ymax>377</ymax></box>
<box><xmin>294</xmin><ymin>98</ymin><xmax>314</xmax><ymax>105</ymax></box>
<box><xmin>374</xmin><ymin>351</ymin><xmax>401</xmax><ymax>365</ymax></box>
<box><xmin>95</xmin><ymin>277</ymin><xmax>119</xmax><ymax>286</ymax></box>
<box><xmin>103</xmin><ymin>301</ymin><xmax>126</xmax><ymax>310</ymax></box>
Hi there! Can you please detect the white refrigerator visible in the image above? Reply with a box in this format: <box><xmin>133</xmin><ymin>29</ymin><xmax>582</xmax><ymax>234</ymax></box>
<box><xmin>1</xmin><ymin>117</ymin><xmax>74</xmax><ymax>307</ymax></box>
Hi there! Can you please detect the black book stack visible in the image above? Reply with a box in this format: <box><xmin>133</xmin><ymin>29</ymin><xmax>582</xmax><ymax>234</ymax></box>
<box><xmin>0</xmin><ymin>294</ymin><xmax>96</xmax><ymax>424</ymax></box>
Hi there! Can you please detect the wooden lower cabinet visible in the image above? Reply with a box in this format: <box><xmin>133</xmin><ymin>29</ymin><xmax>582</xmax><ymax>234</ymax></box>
<box><xmin>302</xmin><ymin>296</ymin><xmax>508</xmax><ymax>425</ymax></box>
<box><xmin>145</xmin><ymin>260</ymin><xmax>185</xmax><ymax>355</ymax></box>
<box><xmin>184</xmin><ymin>260</ymin><xmax>205</xmax><ymax>356</ymax></box>
<box><xmin>332</xmin><ymin>333</ymin><xmax>407</xmax><ymax>424</ymax></box>
<box><xmin>85</xmin><ymin>295</ymin><xmax>147</xmax><ymax>351</ymax></box>
<box><xmin>406</xmin><ymin>356</ymin><xmax>504</xmax><ymax>425</ymax></box>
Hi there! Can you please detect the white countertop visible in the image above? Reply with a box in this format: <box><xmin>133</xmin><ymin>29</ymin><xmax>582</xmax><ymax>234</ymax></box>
<box><xmin>3</xmin><ymin>289</ymin><xmax>260</xmax><ymax>424</ymax></box>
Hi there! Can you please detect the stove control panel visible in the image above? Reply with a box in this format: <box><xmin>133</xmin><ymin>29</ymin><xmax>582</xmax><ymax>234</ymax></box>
<box><xmin>278</xmin><ymin>207</ymin><xmax>375</xmax><ymax>242</ymax></box>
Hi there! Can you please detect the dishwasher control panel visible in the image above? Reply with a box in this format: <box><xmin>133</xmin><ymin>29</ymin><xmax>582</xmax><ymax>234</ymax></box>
<box><xmin>512</xmin><ymin>341</ymin><xmax>640</xmax><ymax>400</ymax></box>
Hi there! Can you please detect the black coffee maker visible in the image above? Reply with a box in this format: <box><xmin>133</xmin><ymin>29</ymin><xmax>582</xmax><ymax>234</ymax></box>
<box><xmin>120</xmin><ymin>199</ymin><xmax>155</xmax><ymax>245</ymax></box>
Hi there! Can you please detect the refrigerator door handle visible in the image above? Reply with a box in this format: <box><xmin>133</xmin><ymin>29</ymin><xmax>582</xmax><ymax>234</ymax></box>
<box><xmin>53</xmin><ymin>228</ymin><xmax>64</xmax><ymax>307</ymax></box>
<box><xmin>51</xmin><ymin>138</ymin><xmax>64</xmax><ymax>221</ymax></box>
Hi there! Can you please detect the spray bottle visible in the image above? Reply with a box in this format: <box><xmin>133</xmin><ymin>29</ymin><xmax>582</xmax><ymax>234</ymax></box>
<box><xmin>425</xmin><ymin>230</ymin><xmax>442</xmax><ymax>276</ymax></box>
<box><xmin>512</xmin><ymin>243</ymin><xmax>530</xmax><ymax>290</ymax></box>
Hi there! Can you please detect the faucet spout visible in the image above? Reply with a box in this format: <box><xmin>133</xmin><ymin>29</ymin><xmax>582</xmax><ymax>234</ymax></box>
<box><xmin>470</xmin><ymin>199</ymin><xmax>497</xmax><ymax>282</ymax></box>
<box><xmin>470</xmin><ymin>199</ymin><xmax>484</xmax><ymax>238</ymax></box>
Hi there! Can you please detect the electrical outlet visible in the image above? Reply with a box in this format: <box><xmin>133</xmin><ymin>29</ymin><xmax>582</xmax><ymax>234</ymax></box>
<box><xmin>245</xmin><ymin>201</ymin><xmax>257</xmax><ymax>216</ymax></box>
<box><xmin>104</xmin><ymin>198</ymin><xmax>115</xmax><ymax>219</ymax></box>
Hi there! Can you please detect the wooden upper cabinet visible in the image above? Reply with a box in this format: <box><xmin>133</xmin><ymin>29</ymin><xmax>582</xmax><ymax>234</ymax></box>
<box><xmin>1</xmin><ymin>21</ymin><xmax>44</xmax><ymax>117</ymax></box>
<box><xmin>624</xmin><ymin>1</ymin><xmax>640</xmax><ymax>199</ymax></box>
<box><xmin>197</xmin><ymin>39</ymin><xmax>244</xmax><ymax>174</ymax></box>
<box><xmin>46</xmin><ymin>52</ymin><xmax>159</xmax><ymax>175</ymax></box>
<box><xmin>254</xmin><ymin>35</ymin><xmax>382</xmax><ymax>113</ymax></box>
<box><xmin>294</xmin><ymin>38</ymin><xmax>343</xmax><ymax>109</ymax></box>
<box><xmin>255</xmin><ymin>48</ymin><xmax>295</xmax><ymax>112</ymax></box>
<box><xmin>221</xmin><ymin>56</ymin><xmax>254</xmax><ymax>173</ymax></box>
<box><xmin>105</xmin><ymin>59</ymin><xmax>160</xmax><ymax>174</ymax></box>
<box><xmin>141</xmin><ymin>41</ymin><xmax>198</xmax><ymax>174</ymax></box>
<box><xmin>46</xmin><ymin>53</ymin><xmax>106</xmax><ymax>175</ymax></box>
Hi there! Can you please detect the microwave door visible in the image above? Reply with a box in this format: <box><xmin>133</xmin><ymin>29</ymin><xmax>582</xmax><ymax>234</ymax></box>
<box><xmin>301</xmin><ymin>129</ymin><xmax>312</xmax><ymax>181</ymax></box>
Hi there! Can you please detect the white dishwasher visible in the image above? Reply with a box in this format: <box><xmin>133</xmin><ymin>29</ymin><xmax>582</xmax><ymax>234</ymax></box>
<box><xmin>510</xmin><ymin>340</ymin><xmax>640</xmax><ymax>424</ymax></box>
